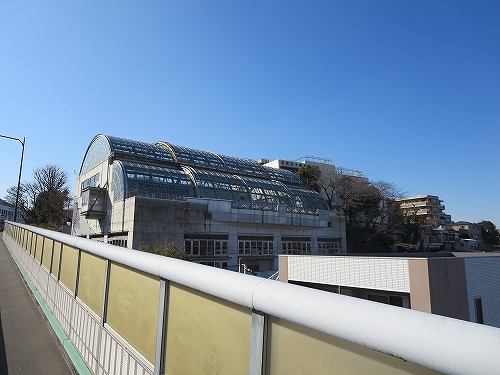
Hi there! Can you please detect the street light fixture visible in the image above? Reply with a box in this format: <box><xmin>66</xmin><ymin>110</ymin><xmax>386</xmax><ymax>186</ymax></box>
<box><xmin>0</xmin><ymin>134</ymin><xmax>25</xmax><ymax>222</ymax></box>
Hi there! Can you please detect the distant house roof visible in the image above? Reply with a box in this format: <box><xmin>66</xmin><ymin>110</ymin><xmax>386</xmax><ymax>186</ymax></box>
<box><xmin>0</xmin><ymin>199</ymin><xmax>14</xmax><ymax>209</ymax></box>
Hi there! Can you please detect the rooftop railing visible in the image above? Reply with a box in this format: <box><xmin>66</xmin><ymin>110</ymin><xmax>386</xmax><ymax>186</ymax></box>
<box><xmin>3</xmin><ymin>221</ymin><xmax>500</xmax><ymax>375</ymax></box>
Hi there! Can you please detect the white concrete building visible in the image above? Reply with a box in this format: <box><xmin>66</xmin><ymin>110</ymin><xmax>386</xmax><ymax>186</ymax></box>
<box><xmin>279</xmin><ymin>252</ymin><xmax>500</xmax><ymax>328</ymax></box>
<box><xmin>73</xmin><ymin>135</ymin><xmax>347</xmax><ymax>274</ymax></box>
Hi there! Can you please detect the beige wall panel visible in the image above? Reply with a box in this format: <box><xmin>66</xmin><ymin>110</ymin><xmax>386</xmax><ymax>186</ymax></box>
<box><xmin>41</xmin><ymin>238</ymin><xmax>53</xmax><ymax>270</ymax></box>
<box><xmin>164</xmin><ymin>283</ymin><xmax>252</xmax><ymax>375</ymax></box>
<box><xmin>60</xmin><ymin>244</ymin><xmax>79</xmax><ymax>292</ymax></box>
<box><xmin>106</xmin><ymin>263</ymin><xmax>160</xmax><ymax>364</ymax></box>
<box><xmin>51</xmin><ymin>242</ymin><xmax>61</xmax><ymax>277</ymax></box>
<box><xmin>408</xmin><ymin>259</ymin><xmax>432</xmax><ymax>313</ymax></box>
<box><xmin>78</xmin><ymin>252</ymin><xmax>106</xmax><ymax>317</ymax></box>
<box><xmin>266</xmin><ymin>317</ymin><xmax>444</xmax><ymax>375</ymax></box>
<box><xmin>278</xmin><ymin>255</ymin><xmax>288</xmax><ymax>282</ymax></box>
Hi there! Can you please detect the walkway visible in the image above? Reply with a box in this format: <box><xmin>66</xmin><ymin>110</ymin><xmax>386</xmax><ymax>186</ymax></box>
<box><xmin>0</xmin><ymin>232</ymin><xmax>77</xmax><ymax>375</ymax></box>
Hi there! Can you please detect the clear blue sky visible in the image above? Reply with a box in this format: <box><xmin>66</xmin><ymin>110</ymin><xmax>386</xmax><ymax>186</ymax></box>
<box><xmin>1</xmin><ymin>1</ymin><xmax>499</xmax><ymax>226</ymax></box>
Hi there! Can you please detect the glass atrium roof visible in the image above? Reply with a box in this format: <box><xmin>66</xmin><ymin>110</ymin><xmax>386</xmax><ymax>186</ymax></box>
<box><xmin>81</xmin><ymin>134</ymin><xmax>329</xmax><ymax>214</ymax></box>
<box><xmin>108</xmin><ymin>136</ymin><xmax>174</xmax><ymax>164</ymax></box>
<box><xmin>119</xmin><ymin>162</ymin><xmax>195</xmax><ymax>201</ymax></box>
<box><xmin>262</xmin><ymin>166</ymin><xmax>303</xmax><ymax>185</ymax></box>
<box><xmin>80</xmin><ymin>135</ymin><xmax>112</xmax><ymax>174</ymax></box>
<box><xmin>288</xmin><ymin>187</ymin><xmax>330</xmax><ymax>212</ymax></box>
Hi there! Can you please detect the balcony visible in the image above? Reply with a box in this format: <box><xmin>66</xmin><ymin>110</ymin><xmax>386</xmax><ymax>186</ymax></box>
<box><xmin>81</xmin><ymin>187</ymin><xmax>107</xmax><ymax>218</ymax></box>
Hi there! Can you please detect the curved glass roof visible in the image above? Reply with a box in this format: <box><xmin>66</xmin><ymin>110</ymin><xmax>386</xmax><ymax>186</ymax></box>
<box><xmin>80</xmin><ymin>135</ymin><xmax>112</xmax><ymax>174</ymax></box>
<box><xmin>157</xmin><ymin>142</ymin><xmax>227</xmax><ymax>170</ymax></box>
<box><xmin>262</xmin><ymin>165</ymin><xmax>303</xmax><ymax>185</ymax></box>
<box><xmin>81</xmin><ymin>135</ymin><xmax>174</xmax><ymax>174</ymax></box>
<box><xmin>157</xmin><ymin>142</ymin><xmax>269</xmax><ymax>179</ymax></box>
<box><xmin>120</xmin><ymin>162</ymin><xmax>195</xmax><ymax>200</ymax></box>
<box><xmin>217</xmin><ymin>154</ymin><xmax>268</xmax><ymax>179</ymax></box>
<box><xmin>240</xmin><ymin>176</ymin><xmax>293</xmax><ymax>210</ymax></box>
<box><xmin>108</xmin><ymin>136</ymin><xmax>174</xmax><ymax>164</ymax></box>
<box><xmin>184</xmin><ymin>168</ymin><xmax>251</xmax><ymax>207</ymax></box>
<box><xmin>81</xmin><ymin>135</ymin><xmax>329</xmax><ymax>213</ymax></box>
<box><xmin>288</xmin><ymin>187</ymin><xmax>329</xmax><ymax>213</ymax></box>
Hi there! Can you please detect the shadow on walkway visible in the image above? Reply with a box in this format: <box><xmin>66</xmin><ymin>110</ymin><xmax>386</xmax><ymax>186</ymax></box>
<box><xmin>0</xmin><ymin>310</ymin><xmax>9</xmax><ymax>374</ymax></box>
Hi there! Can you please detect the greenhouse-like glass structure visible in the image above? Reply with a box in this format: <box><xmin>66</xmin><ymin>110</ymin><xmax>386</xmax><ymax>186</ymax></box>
<box><xmin>80</xmin><ymin>134</ymin><xmax>329</xmax><ymax>214</ymax></box>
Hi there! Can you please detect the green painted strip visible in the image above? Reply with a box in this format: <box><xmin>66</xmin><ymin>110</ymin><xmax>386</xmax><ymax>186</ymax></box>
<box><xmin>4</xmin><ymin>238</ymin><xmax>92</xmax><ymax>375</ymax></box>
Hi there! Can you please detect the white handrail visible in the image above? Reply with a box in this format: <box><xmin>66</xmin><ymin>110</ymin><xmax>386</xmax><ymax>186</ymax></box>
<box><xmin>8</xmin><ymin>222</ymin><xmax>500</xmax><ymax>375</ymax></box>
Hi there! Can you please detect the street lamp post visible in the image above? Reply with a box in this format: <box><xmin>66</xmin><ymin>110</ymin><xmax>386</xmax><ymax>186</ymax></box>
<box><xmin>0</xmin><ymin>134</ymin><xmax>25</xmax><ymax>222</ymax></box>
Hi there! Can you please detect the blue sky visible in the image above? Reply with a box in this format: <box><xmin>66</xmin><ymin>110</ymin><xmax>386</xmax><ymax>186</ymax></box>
<box><xmin>1</xmin><ymin>1</ymin><xmax>499</xmax><ymax>225</ymax></box>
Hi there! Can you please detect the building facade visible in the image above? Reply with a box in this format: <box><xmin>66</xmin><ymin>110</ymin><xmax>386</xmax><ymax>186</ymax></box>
<box><xmin>72</xmin><ymin>135</ymin><xmax>346</xmax><ymax>274</ymax></box>
<box><xmin>452</xmin><ymin>221</ymin><xmax>483</xmax><ymax>242</ymax></box>
<box><xmin>396</xmin><ymin>195</ymin><xmax>452</xmax><ymax>226</ymax></box>
<box><xmin>0</xmin><ymin>198</ymin><xmax>15</xmax><ymax>230</ymax></box>
<box><xmin>279</xmin><ymin>252</ymin><xmax>500</xmax><ymax>328</ymax></box>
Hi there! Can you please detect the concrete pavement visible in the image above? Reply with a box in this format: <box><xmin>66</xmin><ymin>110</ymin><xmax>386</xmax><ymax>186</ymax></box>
<box><xmin>0</xmin><ymin>232</ymin><xmax>77</xmax><ymax>375</ymax></box>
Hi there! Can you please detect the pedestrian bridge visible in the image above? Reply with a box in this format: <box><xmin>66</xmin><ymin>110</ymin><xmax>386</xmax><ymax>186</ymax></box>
<box><xmin>2</xmin><ymin>222</ymin><xmax>499</xmax><ymax>375</ymax></box>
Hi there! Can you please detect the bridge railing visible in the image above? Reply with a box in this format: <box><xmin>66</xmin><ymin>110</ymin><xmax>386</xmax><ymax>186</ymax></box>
<box><xmin>3</xmin><ymin>222</ymin><xmax>500</xmax><ymax>375</ymax></box>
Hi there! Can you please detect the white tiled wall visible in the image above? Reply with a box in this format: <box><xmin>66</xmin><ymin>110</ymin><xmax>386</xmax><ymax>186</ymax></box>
<box><xmin>288</xmin><ymin>256</ymin><xmax>410</xmax><ymax>292</ymax></box>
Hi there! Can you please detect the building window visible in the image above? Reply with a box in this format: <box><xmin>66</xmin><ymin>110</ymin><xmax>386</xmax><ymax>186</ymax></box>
<box><xmin>281</xmin><ymin>237</ymin><xmax>311</xmax><ymax>255</ymax></box>
<box><xmin>318</xmin><ymin>239</ymin><xmax>342</xmax><ymax>254</ymax></box>
<box><xmin>474</xmin><ymin>297</ymin><xmax>484</xmax><ymax>324</ymax></box>
<box><xmin>238</xmin><ymin>236</ymin><xmax>274</xmax><ymax>255</ymax></box>
<box><xmin>184</xmin><ymin>235</ymin><xmax>228</xmax><ymax>256</ymax></box>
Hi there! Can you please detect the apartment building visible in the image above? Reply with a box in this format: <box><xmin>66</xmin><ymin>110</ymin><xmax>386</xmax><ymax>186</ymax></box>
<box><xmin>452</xmin><ymin>221</ymin><xmax>483</xmax><ymax>242</ymax></box>
<box><xmin>396</xmin><ymin>195</ymin><xmax>452</xmax><ymax>226</ymax></box>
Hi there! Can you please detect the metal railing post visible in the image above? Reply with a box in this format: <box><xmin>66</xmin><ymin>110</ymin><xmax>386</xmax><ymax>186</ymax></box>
<box><xmin>154</xmin><ymin>279</ymin><xmax>168</xmax><ymax>375</ymax></box>
<box><xmin>249</xmin><ymin>310</ymin><xmax>266</xmax><ymax>375</ymax></box>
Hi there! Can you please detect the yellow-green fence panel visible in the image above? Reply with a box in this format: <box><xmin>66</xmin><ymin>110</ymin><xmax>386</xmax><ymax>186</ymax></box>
<box><xmin>265</xmin><ymin>317</ymin><xmax>444</xmax><ymax>375</ymax></box>
<box><xmin>41</xmin><ymin>238</ymin><xmax>53</xmax><ymax>270</ymax></box>
<box><xmin>60</xmin><ymin>244</ymin><xmax>79</xmax><ymax>292</ymax></box>
<box><xmin>35</xmin><ymin>234</ymin><xmax>43</xmax><ymax>262</ymax></box>
<box><xmin>106</xmin><ymin>263</ymin><xmax>160</xmax><ymax>364</ymax></box>
<box><xmin>164</xmin><ymin>283</ymin><xmax>252</xmax><ymax>375</ymax></box>
<box><xmin>27</xmin><ymin>231</ymin><xmax>34</xmax><ymax>255</ymax></box>
<box><xmin>51</xmin><ymin>242</ymin><xmax>61</xmax><ymax>277</ymax></box>
<box><xmin>77</xmin><ymin>252</ymin><xmax>106</xmax><ymax>317</ymax></box>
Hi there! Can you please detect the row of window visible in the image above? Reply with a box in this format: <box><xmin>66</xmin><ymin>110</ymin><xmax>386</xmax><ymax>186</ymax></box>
<box><xmin>184</xmin><ymin>239</ymin><xmax>229</xmax><ymax>256</ymax></box>
<box><xmin>185</xmin><ymin>238</ymin><xmax>342</xmax><ymax>256</ymax></box>
<box><xmin>317</xmin><ymin>241</ymin><xmax>342</xmax><ymax>254</ymax></box>
<box><xmin>0</xmin><ymin>208</ymin><xmax>13</xmax><ymax>220</ymax></box>
<box><xmin>81</xmin><ymin>173</ymin><xmax>100</xmax><ymax>191</ymax></box>
<box><xmin>238</xmin><ymin>240</ymin><xmax>274</xmax><ymax>255</ymax></box>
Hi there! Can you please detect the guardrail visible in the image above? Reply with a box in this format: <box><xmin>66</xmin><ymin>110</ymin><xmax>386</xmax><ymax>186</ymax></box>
<box><xmin>3</xmin><ymin>222</ymin><xmax>500</xmax><ymax>375</ymax></box>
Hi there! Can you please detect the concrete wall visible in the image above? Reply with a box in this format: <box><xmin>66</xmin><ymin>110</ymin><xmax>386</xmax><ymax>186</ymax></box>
<box><xmin>427</xmin><ymin>258</ymin><xmax>470</xmax><ymax>321</ymax></box>
<box><xmin>463</xmin><ymin>256</ymin><xmax>500</xmax><ymax>328</ymax></box>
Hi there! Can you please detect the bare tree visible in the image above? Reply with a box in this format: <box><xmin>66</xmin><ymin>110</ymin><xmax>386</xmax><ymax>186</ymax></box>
<box><xmin>4</xmin><ymin>164</ymin><xmax>70</xmax><ymax>226</ymax></box>
<box><xmin>32</xmin><ymin>164</ymin><xmax>69</xmax><ymax>194</ymax></box>
<box><xmin>297</xmin><ymin>164</ymin><xmax>406</xmax><ymax>252</ymax></box>
<box><xmin>371</xmin><ymin>180</ymin><xmax>406</xmax><ymax>228</ymax></box>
